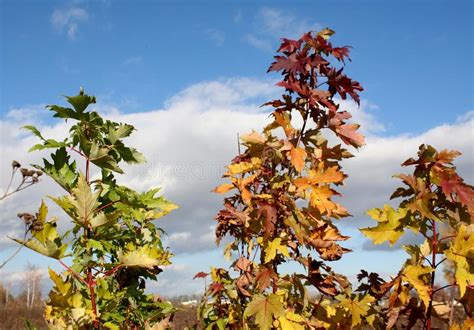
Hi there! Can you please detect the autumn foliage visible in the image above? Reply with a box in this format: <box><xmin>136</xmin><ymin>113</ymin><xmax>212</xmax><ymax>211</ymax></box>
<box><xmin>196</xmin><ymin>28</ymin><xmax>474</xmax><ymax>329</ymax></box>
<box><xmin>5</xmin><ymin>27</ymin><xmax>473</xmax><ymax>329</ymax></box>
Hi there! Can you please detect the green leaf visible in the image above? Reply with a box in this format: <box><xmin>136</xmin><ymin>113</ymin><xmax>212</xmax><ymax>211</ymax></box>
<box><xmin>23</xmin><ymin>125</ymin><xmax>44</xmax><ymax>140</ymax></box>
<box><xmin>108</xmin><ymin>123</ymin><xmax>135</xmax><ymax>144</ymax></box>
<box><xmin>38</xmin><ymin>147</ymin><xmax>77</xmax><ymax>192</ymax></box>
<box><xmin>118</xmin><ymin>244</ymin><xmax>171</xmax><ymax>269</ymax></box>
<box><xmin>66</xmin><ymin>92</ymin><xmax>96</xmax><ymax>113</ymax></box>
<box><xmin>10</xmin><ymin>236</ymin><xmax>66</xmax><ymax>259</ymax></box>
<box><xmin>244</xmin><ymin>294</ymin><xmax>284</xmax><ymax>330</ymax></box>
<box><xmin>68</xmin><ymin>173</ymin><xmax>100</xmax><ymax>226</ymax></box>
<box><xmin>47</xmin><ymin>105</ymin><xmax>82</xmax><ymax>120</ymax></box>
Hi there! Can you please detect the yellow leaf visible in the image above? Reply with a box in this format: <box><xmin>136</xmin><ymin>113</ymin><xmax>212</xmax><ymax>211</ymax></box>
<box><xmin>403</xmin><ymin>264</ymin><xmax>433</xmax><ymax>309</ymax></box>
<box><xmin>264</xmin><ymin>238</ymin><xmax>289</xmax><ymax>263</ymax></box>
<box><xmin>241</xmin><ymin>131</ymin><xmax>266</xmax><ymax>144</ymax></box>
<box><xmin>337</xmin><ymin>294</ymin><xmax>375</xmax><ymax>327</ymax></box>
<box><xmin>244</xmin><ymin>294</ymin><xmax>284</xmax><ymax>330</ymax></box>
<box><xmin>445</xmin><ymin>224</ymin><xmax>474</xmax><ymax>296</ymax></box>
<box><xmin>317</xmin><ymin>28</ymin><xmax>335</xmax><ymax>40</ymax></box>
<box><xmin>360</xmin><ymin>206</ymin><xmax>407</xmax><ymax>245</ymax></box>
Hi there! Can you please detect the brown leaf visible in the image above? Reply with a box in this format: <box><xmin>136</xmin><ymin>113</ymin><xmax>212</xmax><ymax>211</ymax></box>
<box><xmin>254</xmin><ymin>266</ymin><xmax>278</xmax><ymax>292</ymax></box>
<box><xmin>257</xmin><ymin>202</ymin><xmax>277</xmax><ymax>238</ymax></box>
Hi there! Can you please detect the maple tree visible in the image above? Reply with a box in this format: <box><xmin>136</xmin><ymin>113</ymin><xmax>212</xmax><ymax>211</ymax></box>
<box><xmin>196</xmin><ymin>28</ymin><xmax>474</xmax><ymax>329</ymax></box>
<box><xmin>196</xmin><ymin>28</ymin><xmax>379</xmax><ymax>329</ymax></box>
<box><xmin>361</xmin><ymin>145</ymin><xmax>474</xmax><ymax>328</ymax></box>
<box><xmin>12</xmin><ymin>89</ymin><xmax>178</xmax><ymax>329</ymax></box>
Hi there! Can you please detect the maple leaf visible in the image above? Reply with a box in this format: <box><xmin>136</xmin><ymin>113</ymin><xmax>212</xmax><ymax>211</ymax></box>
<box><xmin>11</xmin><ymin>236</ymin><xmax>67</xmax><ymax>259</ymax></box>
<box><xmin>360</xmin><ymin>205</ymin><xmax>407</xmax><ymax>245</ymax></box>
<box><xmin>317</xmin><ymin>28</ymin><xmax>335</xmax><ymax>40</ymax></box>
<box><xmin>403</xmin><ymin>264</ymin><xmax>433</xmax><ymax>308</ymax></box>
<box><xmin>227</xmin><ymin>158</ymin><xmax>261</xmax><ymax>175</ymax></box>
<box><xmin>244</xmin><ymin>294</ymin><xmax>285</xmax><ymax>330</ymax></box>
<box><xmin>118</xmin><ymin>245</ymin><xmax>171</xmax><ymax>269</ymax></box>
<box><xmin>254</xmin><ymin>266</ymin><xmax>278</xmax><ymax>292</ymax></box>
<box><xmin>262</xmin><ymin>237</ymin><xmax>290</xmax><ymax>263</ymax></box>
<box><xmin>277</xmin><ymin>38</ymin><xmax>301</xmax><ymax>53</ymax></box>
<box><xmin>268</xmin><ymin>53</ymin><xmax>306</xmax><ymax>74</ymax></box>
<box><xmin>240</xmin><ymin>131</ymin><xmax>266</xmax><ymax>145</ymax></box>
<box><xmin>213</xmin><ymin>183</ymin><xmax>234</xmax><ymax>194</ymax></box>
<box><xmin>257</xmin><ymin>202</ymin><xmax>278</xmax><ymax>238</ymax></box>
<box><xmin>308</xmin><ymin>165</ymin><xmax>345</xmax><ymax>185</ymax></box>
<box><xmin>331</xmin><ymin>47</ymin><xmax>351</xmax><ymax>62</ymax></box>
<box><xmin>193</xmin><ymin>272</ymin><xmax>209</xmax><ymax>280</ymax></box>
<box><xmin>337</xmin><ymin>294</ymin><xmax>375</xmax><ymax>327</ymax></box>
<box><xmin>445</xmin><ymin>224</ymin><xmax>474</xmax><ymax>296</ymax></box>
<box><xmin>68</xmin><ymin>173</ymin><xmax>100</xmax><ymax>226</ymax></box>
<box><xmin>309</xmin><ymin>186</ymin><xmax>339</xmax><ymax>215</ymax></box>
<box><xmin>437</xmin><ymin>169</ymin><xmax>474</xmax><ymax>214</ymax></box>
<box><xmin>333</xmin><ymin>123</ymin><xmax>365</xmax><ymax>148</ymax></box>
<box><xmin>278</xmin><ymin>312</ymin><xmax>306</xmax><ymax>330</ymax></box>
<box><xmin>10</xmin><ymin>201</ymin><xmax>67</xmax><ymax>259</ymax></box>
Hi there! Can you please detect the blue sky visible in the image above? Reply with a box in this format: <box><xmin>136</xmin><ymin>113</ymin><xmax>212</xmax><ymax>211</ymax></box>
<box><xmin>0</xmin><ymin>0</ymin><xmax>473</xmax><ymax>296</ymax></box>
<box><xmin>2</xmin><ymin>0</ymin><xmax>473</xmax><ymax>131</ymax></box>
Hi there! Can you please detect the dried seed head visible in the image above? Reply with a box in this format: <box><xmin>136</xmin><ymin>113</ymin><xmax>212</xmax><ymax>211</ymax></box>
<box><xmin>26</xmin><ymin>170</ymin><xmax>36</xmax><ymax>177</ymax></box>
<box><xmin>32</xmin><ymin>176</ymin><xmax>39</xmax><ymax>183</ymax></box>
<box><xmin>20</xmin><ymin>168</ymin><xmax>29</xmax><ymax>176</ymax></box>
<box><xmin>12</xmin><ymin>160</ymin><xmax>21</xmax><ymax>168</ymax></box>
<box><xmin>35</xmin><ymin>170</ymin><xmax>43</xmax><ymax>177</ymax></box>
<box><xmin>19</xmin><ymin>213</ymin><xmax>35</xmax><ymax>224</ymax></box>
<box><xmin>31</xmin><ymin>222</ymin><xmax>43</xmax><ymax>232</ymax></box>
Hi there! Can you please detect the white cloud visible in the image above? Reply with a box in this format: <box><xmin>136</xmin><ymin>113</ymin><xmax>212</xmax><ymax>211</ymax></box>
<box><xmin>0</xmin><ymin>78</ymin><xmax>473</xmax><ymax>297</ymax></box>
<box><xmin>244</xmin><ymin>7</ymin><xmax>321</xmax><ymax>52</ymax></box>
<box><xmin>205</xmin><ymin>29</ymin><xmax>225</xmax><ymax>46</ymax></box>
<box><xmin>51</xmin><ymin>7</ymin><xmax>89</xmax><ymax>39</ymax></box>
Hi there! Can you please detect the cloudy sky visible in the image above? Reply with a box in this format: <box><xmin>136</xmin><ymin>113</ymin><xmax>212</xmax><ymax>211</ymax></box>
<box><xmin>0</xmin><ymin>0</ymin><xmax>473</xmax><ymax>297</ymax></box>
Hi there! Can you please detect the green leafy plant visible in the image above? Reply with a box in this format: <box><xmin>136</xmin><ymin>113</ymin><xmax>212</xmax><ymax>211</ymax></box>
<box><xmin>13</xmin><ymin>89</ymin><xmax>178</xmax><ymax>329</ymax></box>
<box><xmin>361</xmin><ymin>144</ymin><xmax>474</xmax><ymax>328</ymax></box>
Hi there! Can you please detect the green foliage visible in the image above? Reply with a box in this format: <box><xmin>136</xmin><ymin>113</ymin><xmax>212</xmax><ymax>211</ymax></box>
<box><xmin>14</xmin><ymin>89</ymin><xmax>177</xmax><ymax>329</ymax></box>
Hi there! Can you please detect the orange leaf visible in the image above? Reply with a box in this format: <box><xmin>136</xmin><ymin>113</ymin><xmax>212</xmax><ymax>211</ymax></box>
<box><xmin>290</xmin><ymin>147</ymin><xmax>307</xmax><ymax>173</ymax></box>
<box><xmin>310</xmin><ymin>165</ymin><xmax>345</xmax><ymax>184</ymax></box>
<box><xmin>213</xmin><ymin>183</ymin><xmax>234</xmax><ymax>194</ymax></box>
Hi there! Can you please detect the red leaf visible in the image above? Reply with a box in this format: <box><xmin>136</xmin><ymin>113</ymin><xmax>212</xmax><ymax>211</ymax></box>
<box><xmin>332</xmin><ymin>46</ymin><xmax>351</xmax><ymax>62</ymax></box>
<box><xmin>208</xmin><ymin>282</ymin><xmax>224</xmax><ymax>295</ymax></box>
<box><xmin>193</xmin><ymin>271</ymin><xmax>209</xmax><ymax>280</ymax></box>
<box><xmin>268</xmin><ymin>53</ymin><xmax>306</xmax><ymax>74</ymax></box>
<box><xmin>439</xmin><ymin>171</ymin><xmax>474</xmax><ymax>210</ymax></box>
<box><xmin>277</xmin><ymin>38</ymin><xmax>301</xmax><ymax>53</ymax></box>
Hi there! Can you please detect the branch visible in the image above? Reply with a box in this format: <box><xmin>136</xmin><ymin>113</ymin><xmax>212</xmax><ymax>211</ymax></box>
<box><xmin>59</xmin><ymin>259</ymin><xmax>88</xmax><ymax>286</ymax></box>
<box><xmin>0</xmin><ymin>226</ymin><xmax>29</xmax><ymax>269</ymax></box>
